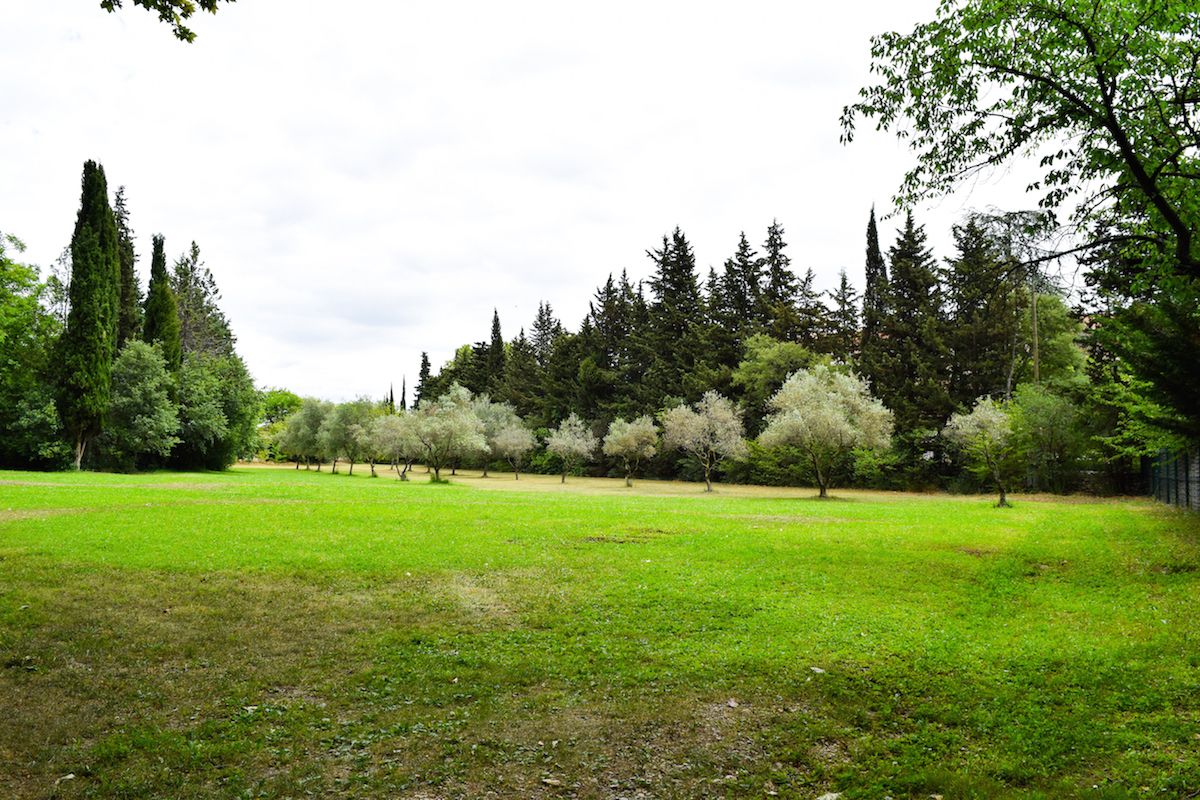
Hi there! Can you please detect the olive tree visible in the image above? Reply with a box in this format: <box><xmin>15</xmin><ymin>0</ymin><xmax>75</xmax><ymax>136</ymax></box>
<box><xmin>492</xmin><ymin>423</ymin><xmax>535</xmax><ymax>480</ymax></box>
<box><xmin>411</xmin><ymin>385</ymin><xmax>486</xmax><ymax>482</ymax></box>
<box><xmin>278</xmin><ymin>398</ymin><xmax>330</xmax><ymax>469</ymax></box>
<box><xmin>758</xmin><ymin>365</ymin><xmax>893</xmax><ymax>498</ymax></box>
<box><xmin>602</xmin><ymin>415</ymin><xmax>658</xmax><ymax>487</ymax></box>
<box><xmin>546</xmin><ymin>413</ymin><xmax>596</xmax><ymax>483</ymax></box>
<box><xmin>473</xmin><ymin>395</ymin><xmax>523</xmax><ymax>477</ymax></box>
<box><xmin>943</xmin><ymin>397</ymin><xmax>1022</xmax><ymax>507</ymax></box>
<box><xmin>319</xmin><ymin>399</ymin><xmax>374</xmax><ymax>475</ymax></box>
<box><xmin>661</xmin><ymin>391</ymin><xmax>748</xmax><ymax>492</ymax></box>
<box><xmin>371</xmin><ymin>412</ymin><xmax>421</xmax><ymax>481</ymax></box>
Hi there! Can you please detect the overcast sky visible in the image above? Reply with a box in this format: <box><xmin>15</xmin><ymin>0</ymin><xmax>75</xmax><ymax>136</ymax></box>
<box><xmin>1</xmin><ymin>0</ymin><xmax>1034</xmax><ymax>401</ymax></box>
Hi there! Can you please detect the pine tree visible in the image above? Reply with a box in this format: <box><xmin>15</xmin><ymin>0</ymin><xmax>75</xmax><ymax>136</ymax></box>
<box><xmin>944</xmin><ymin>216</ymin><xmax>1022</xmax><ymax>407</ymax></box>
<box><xmin>55</xmin><ymin>160</ymin><xmax>121</xmax><ymax>469</ymax></box>
<box><xmin>415</xmin><ymin>352</ymin><xmax>432</xmax><ymax>408</ymax></box>
<box><xmin>500</xmin><ymin>329</ymin><xmax>541</xmax><ymax>420</ymax></box>
<box><xmin>721</xmin><ymin>232</ymin><xmax>762</xmax><ymax>329</ymax></box>
<box><xmin>112</xmin><ymin>187</ymin><xmax>142</xmax><ymax>347</ymax></box>
<box><xmin>531</xmin><ymin>302</ymin><xmax>562</xmax><ymax>369</ymax></box>
<box><xmin>172</xmin><ymin>242</ymin><xmax>233</xmax><ymax>358</ymax></box>
<box><xmin>760</xmin><ymin>220</ymin><xmax>798</xmax><ymax>331</ymax></box>
<box><xmin>142</xmin><ymin>234</ymin><xmax>182</xmax><ymax>372</ymax></box>
<box><xmin>794</xmin><ymin>267</ymin><xmax>831</xmax><ymax>349</ymax></box>
<box><xmin>876</xmin><ymin>212</ymin><xmax>952</xmax><ymax>484</ymax></box>
<box><xmin>826</xmin><ymin>269</ymin><xmax>860</xmax><ymax>360</ymax></box>
<box><xmin>486</xmin><ymin>309</ymin><xmax>506</xmax><ymax>392</ymax></box>
<box><xmin>859</xmin><ymin>207</ymin><xmax>889</xmax><ymax>391</ymax></box>
<box><xmin>645</xmin><ymin>228</ymin><xmax>704</xmax><ymax>400</ymax></box>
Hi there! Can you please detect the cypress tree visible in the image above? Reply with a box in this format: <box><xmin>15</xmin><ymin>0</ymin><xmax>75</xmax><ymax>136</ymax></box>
<box><xmin>113</xmin><ymin>187</ymin><xmax>142</xmax><ymax>347</ymax></box>
<box><xmin>55</xmin><ymin>160</ymin><xmax>121</xmax><ymax>469</ymax></box>
<box><xmin>859</xmin><ymin>207</ymin><xmax>889</xmax><ymax>391</ymax></box>
<box><xmin>415</xmin><ymin>352</ymin><xmax>432</xmax><ymax>407</ymax></box>
<box><xmin>143</xmin><ymin>235</ymin><xmax>182</xmax><ymax>372</ymax></box>
<box><xmin>399</xmin><ymin>377</ymin><xmax>407</xmax><ymax>412</ymax></box>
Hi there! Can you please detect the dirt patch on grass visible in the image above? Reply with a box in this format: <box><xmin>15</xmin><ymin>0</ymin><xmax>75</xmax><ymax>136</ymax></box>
<box><xmin>441</xmin><ymin>574</ymin><xmax>513</xmax><ymax>620</ymax></box>
<box><xmin>0</xmin><ymin>508</ymin><xmax>79</xmax><ymax>523</ymax></box>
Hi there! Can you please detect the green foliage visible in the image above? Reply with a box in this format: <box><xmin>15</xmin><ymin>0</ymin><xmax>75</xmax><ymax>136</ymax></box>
<box><xmin>843</xmin><ymin>0</ymin><xmax>1200</xmax><ymax>434</ymax></box>
<box><xmin>98</xmin><ymin>341</ymin><xmax>180</xmax><ymax>470</ymax></box>
<box><xmin>944</xmin><ymin>397</ymin><xmax>1023</xmax><ymax>506</ymax></box>
<box><xmin>1010</xmin><ymin>383</ymin><xmax>1087</xmax><ymax>493</ymax></box>
<box><xmin>55</xmin><ymin>160</ymin><xmax>122</xmax><ymax>469</ymax></box>
<box><xmin>142</xmin><ymin>235</ymin><xmax>182</xmax><ymax>372</ymax></box>
<box><xmin>98</xmin><ymin>0</ymin><xmax>232</xmax><ymax>42</ymax></box>
<box><xmin>112</xmin><ymin>188</ymin><xmax>142</xmax><ymax>348</ymax></box>
<box><xmin>171</xmin><ymin>353</ymin><xmax>259</xmax><ymax>470</ymax></box>
<box><xmin>0</xmin><ymin>233</ymin><xmax>68</xmax><ymax>468</ymax></box>
<box><xmin>172</xmin><ymin>242</ymin><xmax>233</xmax><ymax>359</ymax></box>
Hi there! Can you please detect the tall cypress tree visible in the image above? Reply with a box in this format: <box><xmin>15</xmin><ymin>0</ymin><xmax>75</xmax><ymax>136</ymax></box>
<box><xmin>399</xmin><ymin>377</ymin><xmax>407</xmax><ymax>412</ymax></box>
<box><xmin>56</xmin><ymin>160</ymin><xmax>121</xmax><ymax>469</ymax></box>
<box><xmin>859</xmin><ymin>207</ymin><xmax>889</xmax><ymax>391</ymax></box>
<box><xmin>112</xmin><ymin>187</ymin><xmax>142</xmax><ymax>347</ymax></box>
<box><xmin>415</xmin><ymin>352</ymin><xmax>432</xmax><ymax>408</ymax></box>
<box><xmin>142</xmin><ymin>234</ymin><xmax>182</xmax><ymax>372</ymax></box>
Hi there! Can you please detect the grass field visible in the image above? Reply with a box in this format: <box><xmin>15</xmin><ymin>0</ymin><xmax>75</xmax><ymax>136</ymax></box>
<box><xmin>2</xmin><ymin>467</ymin><xmax>1198</xmax><ymax>799</ymax></box>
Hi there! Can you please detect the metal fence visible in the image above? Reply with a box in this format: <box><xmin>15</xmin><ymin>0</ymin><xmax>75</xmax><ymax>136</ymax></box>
<box><xmin>1151</xmin><ymin>450</ymin><xmax>1200</xmax><ymax>511</ymax></box>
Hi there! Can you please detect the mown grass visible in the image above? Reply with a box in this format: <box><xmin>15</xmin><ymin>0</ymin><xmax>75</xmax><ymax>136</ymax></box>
<box><xmin>1</xmin><ymin>466</ymin><xmax>1198</xmax><ymax>799</ymax></box>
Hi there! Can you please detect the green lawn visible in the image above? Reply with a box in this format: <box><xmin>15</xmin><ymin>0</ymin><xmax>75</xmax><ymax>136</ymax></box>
<box><xmin>1</xmin><ymin>467</ymin><xmax>1198</xmax><ymax>799</ymax></box>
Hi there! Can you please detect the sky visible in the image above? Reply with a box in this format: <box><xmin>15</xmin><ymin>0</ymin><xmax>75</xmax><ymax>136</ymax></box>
<box><xmin>1</xmin><ymin>0</ymin><xmax>1035</xmax><ymax>401</ymax></box>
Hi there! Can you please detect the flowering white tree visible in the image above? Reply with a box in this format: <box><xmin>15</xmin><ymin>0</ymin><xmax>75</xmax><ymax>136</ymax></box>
<box><xmin>759</xmin><ymin>365</ymin><xmax>893</xmax><ymax>498</ymax></box>
<box><xmin>603</xmin><ymin>415</ymin><xmax>658</xmax><ymax>487</ymax></box>
<box><xmin>492</xmin><ymin>423</ymin><xmax>536</xmax><ymax>479</ymax></box>
<box><xmin>546</xmin><ymin>413</ymin><xmax>597</xmax><ymax>483</ymax></box>
<box><xmin>661</xmin><ymin>391</ymin><xmax>748</xmax><ymax>492</ymax></box>
<box><xmin>943</xmin><ymin>397</ymin><xmax>1020</xmax><ymax>507</ymax></box>
<box><xmin>411</xmin><ymin>384</ymin><xmax>487</xmax><ymax>482</ymax></box>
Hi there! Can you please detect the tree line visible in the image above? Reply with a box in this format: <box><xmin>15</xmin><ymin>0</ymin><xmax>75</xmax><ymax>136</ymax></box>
<box><xmin>0</xmin><ymin>161</ymin><xmax>258</xmax><ymax>471</ymax></box>
<box><xmin>377</xmin><ymin>211</ymin><xmax>1176</xmax><ymax>494</ymax></box>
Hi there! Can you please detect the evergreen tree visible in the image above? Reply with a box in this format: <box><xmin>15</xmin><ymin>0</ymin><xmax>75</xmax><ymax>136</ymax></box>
<box><xmin>876</xmin><ymin>212</ymin><xmax>952</xmax><ymax>485</ymax></box>
<box><xmin>860</xmin><ymin>207</ymin><xmax>889</xmax><ymax>391</ymax></box>
<box><xmin>645</xmin><ymin>227</ymin><xmax>704</xmax><ymax>400</ymax></box>
<box><xmin>944</xmin><ymin>216</ymin><xmax>1022</xmax><ymax>407</ymax></box>
<box><xmin>112</xmin><ymin>187</ymin><xmax>142</xmax><ymax>347</ymax></box>
<box><xmin>486</xmin><ymin>308</ymin><xmax>506</xmax><ymax>392</ymax></box>
<box><xmin>55</xmin><ymin>160</ymin><xmax>121</xmax><ymax>469</ymax></box>
<box><xmin>794</xmin><ymin>267</ymin><xmax>831</xmax><ymax>349</ymax></box>
<box><xmin>722</xmin><ymin>232</ymin><xmax>763</xmax><ymax>328</ymax></box>
<box><xmin>172</xmin><ymin>241</ymin><xmax>233</xmax><ymax>358</ymax></box>
<box><xmin>826</xmin><ymin>269</ymin><xmax>860</xmax><ymax>360</ymax></box>
<box><xmin>400</xmin><ymin>376</ymin><xmax>407</xmax><ymax>412</ymax></box>
<box><xmin>415</xmin><ymin>352</ymin><xmax>432</xmax><ymax>408</ymax></box>
<box><xmin>142</xmin><ymin>234</ymin><xmax>182</xmax><ymax>372</ymax></box>
<box><xmin>499</xmin><ymin>328</ymin><xmax>541</xmax><ymax>420</ymax></box>
<box><xmin>530</xmin><ymin>302</ymin><xmax>562</xmax><ymax>369</ymax></box>
<box><xmin>760</xmin><ymin>220</ymin><xmax>799</xmax><ymax>333</ymax></box>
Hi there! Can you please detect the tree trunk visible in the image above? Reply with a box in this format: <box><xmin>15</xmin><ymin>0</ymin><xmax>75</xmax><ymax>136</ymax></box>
<box><xmin>704</xmin><ymin>463</ymin><xmax>713</xmax><ymax>493</ymax></box>
<box><xmin>997</xmin><ymin>485</ymin><xmax>1011</xmax><ymax>508</ymax></box>
<box><xmin>818</xmin><ymin>481</ymin><xmax>829</xmax><ymax>498</ymax></box>
<box><xmin>294</xmin><ymin>460</ymin><xmax>299</xmax><ymax>470</ymax></box>
<box><xmin>348</xmin><ymin>460</ymin><xmax>354</xmax><ymax>476</ymax></box>
<box><xmin>561</xmin><ymin>469</ymin><xmax>567</xmax><ymax>484</ymax></box>
<box><xmin>73</xmin><ymin>435</ymin><xmax>85</xmax><ymax>471</ymax></box>
<box><xmin>332</xmin><ymin>458</ymin><xmax>338</xmax><ymax>474</ymax></box>
<box><xmin>369</xmin><ymin>459</ymin><xmax>376</xmax><ymax>477</ymax></box>
<box><xmin>316</xmin><ymin>461</ymin><xmax>322</xmax><ymax>472</ymax></box>
<box><xmin>432</xmin><ymin>465</ymin><xmax>441</xmax><ymax>482</ymax></box>
<box><xmin>482</xmin><ymin>464</ymin><xmax>489</xmax><ymax>478</ymax></box>
<box><xmin>625</xmin><ymin>466</ymin><xmax>632</xmax><ymax>488</ymax></box>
